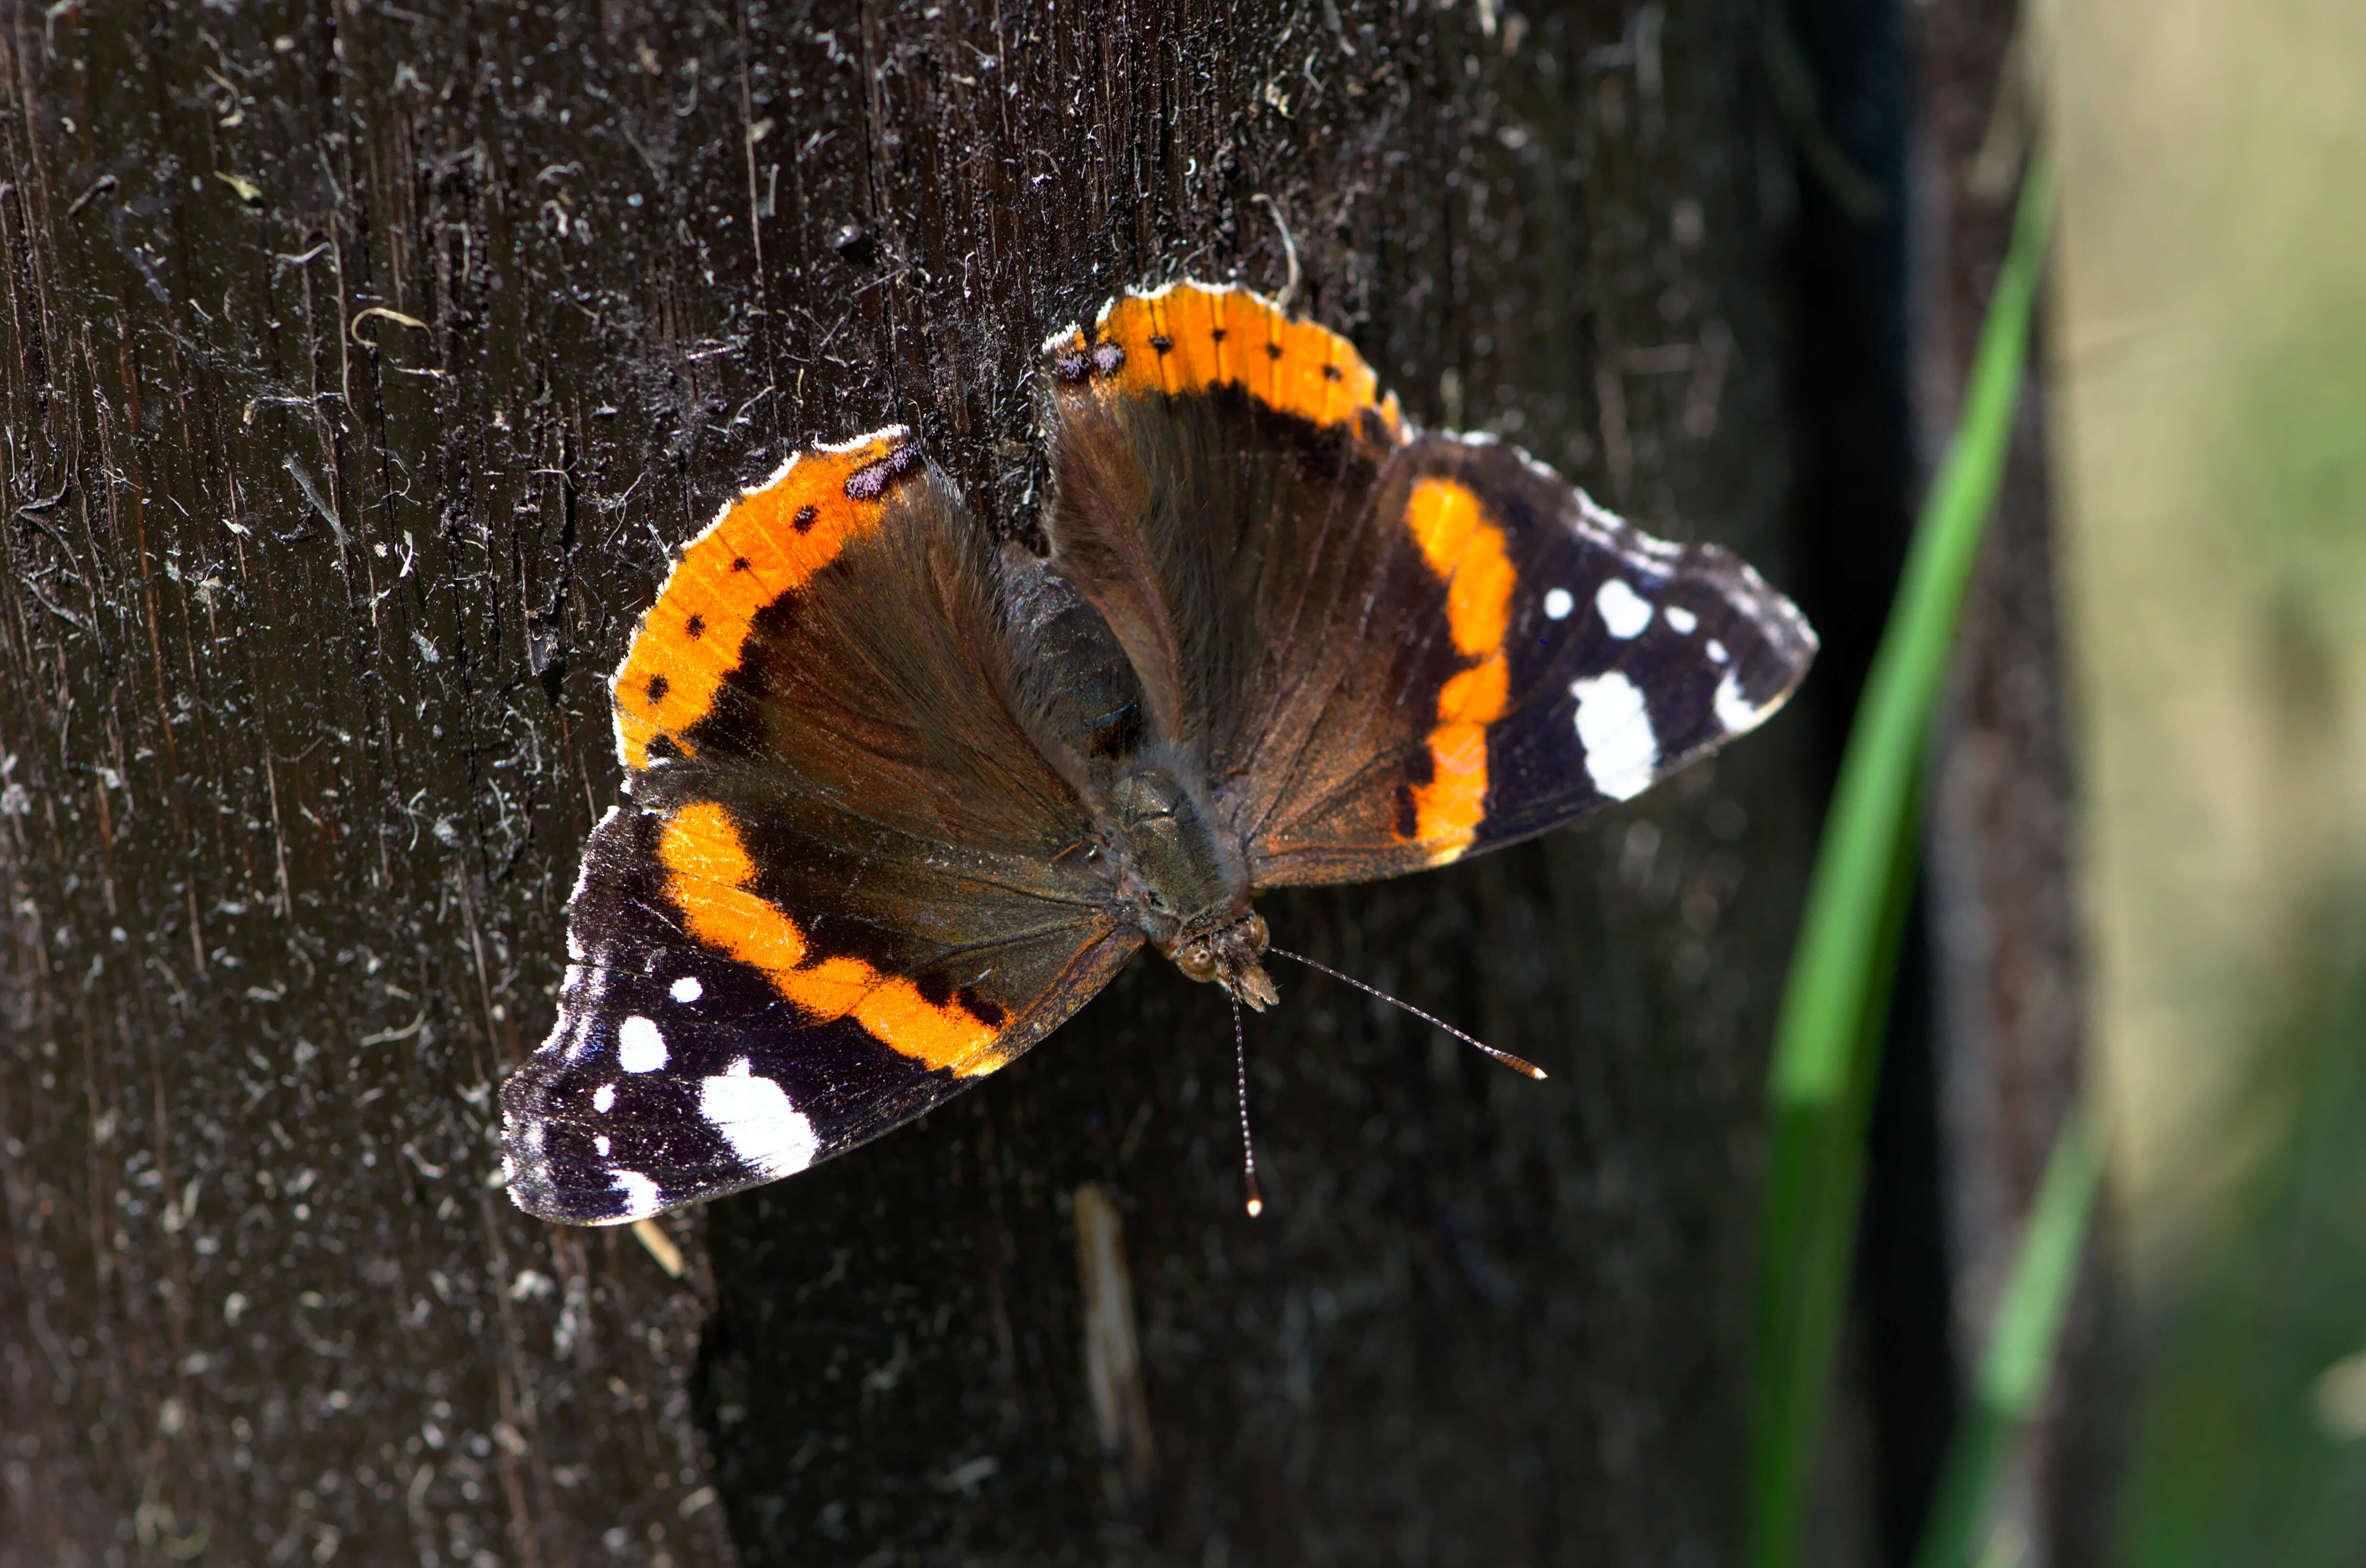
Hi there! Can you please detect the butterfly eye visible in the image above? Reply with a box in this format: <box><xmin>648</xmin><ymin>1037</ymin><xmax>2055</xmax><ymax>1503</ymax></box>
<box><xmin>1175</xmin><ymin>944</ymin><xmax>1218</xmax><ymax>983</ymax></box>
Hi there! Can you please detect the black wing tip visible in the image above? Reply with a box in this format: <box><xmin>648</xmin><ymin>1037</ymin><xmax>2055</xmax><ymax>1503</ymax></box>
<box><xmin>500</xmin><ymin>1142</ymin><xmax>704</xmax><ymax>1227</ymax></box>
<box><xmin>497</xmin><ymin>1132</ymin><xmax>627</xmax><ymax>1225</ymax></box>
<box><xmin>498</xmin><ymin>1064</ymin><xmax>821</xmax><ymax>1226</ymax></box>
<box><xmin>1530</xmin><ymin>455</ymin><xmax>1822</xmax><ymax>681</ymax></box>
<box><xmin>1639</xmin><ymin>533</ymin><xmax>1819</xmax><ymax>710</ymax></box>
<box><xmin>1713</xmin><ymin>551</ymin><xmax>1818</xmax><ymax>661</ymax></box>
<box><xmin>498</xmin><ymin>1070</ymin><xmax>685</xmax><ymax>1226</ymax></box>
<box><xmin>505</xmin><ymin>1182</ymin><xmax>644</xmax><ymax>1228</ymax></box>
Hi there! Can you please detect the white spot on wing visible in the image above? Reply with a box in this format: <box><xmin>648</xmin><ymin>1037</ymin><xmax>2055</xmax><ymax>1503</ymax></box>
<box><xmin>592</xmin><ymin>1082</ymin><xmax>617</xmax><ymax>1114</ymax></box>
<box><xmin>618</xmin><ymin>1016</ymin><xmax>668</xmax><ymax>1073</ymax></box>
<box><xmin>1571</xmin><ymin>673</ymin><xmax>1660</xmax><ymax>801</ymax></box>
<box><xmin>670</xmin><ymin>975</ymin><xmax>703</xmax><ymax>1005</ymax></box>
<box><xmin>594</xmin><ymin>1134</ymin><xmax>611</xmax><ymax>1157</ymax></box>
<box><xmin>1664</xmin><ymin>605</ymin><xmax>1699</xmax><ymax>634</ymax></box>
<box><xmin>1715</xmin><ymin>669</ymin><xmax>1765</xmax><ymax>734</ymax></box>
<box><xmin>1596</xmin><ymin>579</ymin><xmax>1654</xmax><ymax>639</ymax></box>
<box><xmin>1707</xmin><ymin>639</ymin><xmax>1730</xmax><ymax>664</ymax></box>
<box><xmin>1543</xmin><ymin>587</ymin><xmax>1575</xmax><ymax>620</ymax></box>
<box><xmin>700</xmin><ymin>1058</ymin><xmax>820</xmax><ymax>1177</ymax></box>
<box><xmin>606</xmin><ymin>1170</ymin><xmax>663</xmax><ymax>1221</ymax></box>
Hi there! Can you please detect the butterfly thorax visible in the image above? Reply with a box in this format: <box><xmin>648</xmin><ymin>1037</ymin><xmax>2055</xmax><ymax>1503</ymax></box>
<box><xmin>1000</xmin><ymin>550</ymin><xmax>1275</xmax><ymax>1008</ymax></box>
<box><xmin>1105</xmin><ymin>765</ymin><xmax>1278</xmax><ymax>1011</ymax></box>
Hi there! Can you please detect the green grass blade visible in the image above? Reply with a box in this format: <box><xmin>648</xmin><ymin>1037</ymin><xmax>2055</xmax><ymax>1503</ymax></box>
<box><xmin>1913</xmin><ymin>1110</ymin><xmax>2105</xmax><ymax>1568</ymax></box>
<box><xmin>1747</xmin><ymin>154</ymin><xmax>2059</xmax><ymax>1568</ymax></box>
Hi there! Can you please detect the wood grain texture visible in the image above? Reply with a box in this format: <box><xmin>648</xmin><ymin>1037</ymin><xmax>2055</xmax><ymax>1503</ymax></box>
<box><xmin>0</xmin><ymin>1</ymin><xmax>1821</xmax><ymax>1563</ymax></box>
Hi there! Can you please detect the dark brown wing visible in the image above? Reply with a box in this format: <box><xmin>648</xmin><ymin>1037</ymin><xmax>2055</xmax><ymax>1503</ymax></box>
<box><xmin>1242</xmin><ymin>431</ymin><xmax>1816</xmax><ymax>882</ymax></box>
<box><xmin>1038</xmin><ymin>282</ymin><xmax>1814</xmax><ymax>890</ymax></box>
<box><xmin>503</xmin><ymin>431</ymin><xmax>1140</xmax><ymax>1224</ymax></box>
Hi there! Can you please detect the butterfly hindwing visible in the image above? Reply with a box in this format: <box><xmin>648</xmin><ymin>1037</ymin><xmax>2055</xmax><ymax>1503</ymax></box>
<box><xmin>502</xmin><ymin>433</ymin><xmax>1141</xmax><ymax>1223</ymax></box>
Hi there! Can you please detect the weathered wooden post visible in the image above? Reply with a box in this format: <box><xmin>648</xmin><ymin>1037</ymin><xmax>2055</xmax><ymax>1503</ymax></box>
<box><xmin>1</xmin><ymin>2</ymin><xmax>1826</xmax><ymax>1560</ymax></box>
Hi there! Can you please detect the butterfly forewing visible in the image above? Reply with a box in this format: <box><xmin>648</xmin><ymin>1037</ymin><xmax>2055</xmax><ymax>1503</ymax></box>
<box><xmin>501</xmin><ymin>434</ymin><xmax>1139</xmax><ymax>1224</ymax></box>
<box><xmin>1248</xmin><ymin>433</ymin><xmax>1816</xmax><ymax>883</ymax></box>
<box><xmin>1039</xmin><ymin>281</ymin><xmax>1815</xmax><ymax>891</ymax></box>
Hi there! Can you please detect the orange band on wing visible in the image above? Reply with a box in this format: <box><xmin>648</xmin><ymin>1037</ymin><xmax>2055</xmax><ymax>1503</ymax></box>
<box><xmin>612</xmin><ymin>430</ymin><xmax>916</xmax><ymax>772</ymax></box>
<box><xmin>1047</xmin><ymin>282</ymin><xmax>1405</xmax><ymax>439</ymax></box>
<box><xmin>1401</xmin><ymin>477</ymin><xmax>1515</xmax><ymax>860</ymax></box>
<box><xmin>656</xmin><ymin>800</ymin><xmax>1005</xmax><ymax>1075</ymax></box>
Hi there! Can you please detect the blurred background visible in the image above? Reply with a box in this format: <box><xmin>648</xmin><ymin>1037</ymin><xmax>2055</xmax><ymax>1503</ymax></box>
<box><xmin>2051</xmin><ymin>0</ymin><xmax>2366</xmax><ymax>1557</ymax></box>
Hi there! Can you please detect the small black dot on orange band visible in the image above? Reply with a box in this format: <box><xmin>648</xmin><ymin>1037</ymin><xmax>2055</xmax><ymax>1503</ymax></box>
<box><xmin>792</xmin><ymin>505</ymin><xmax>818</xmax><ymax>532</ymax></box>
<box><xmin>1264</xmin><ymin>342</ymin><xmax>1283</xmax><ymax>360</ymax></box>
<box><xmin>1210</xmin><ymin>328</ymin><xmax>1227</xmax><ymax>342</ymax></box>
<box><xmin>731</xmin><ymin>557</ymin><xmax>751</xmax><ymax>572</ymax></box>
<box><xmin>1322</xmin><ymin>363</ymin><xmax>1343</xmax><ymax>381</ymax></box>
<box><xmin>1149</xmin><ymin>334</ymin><xmax>1172</xmax><ymax>353</ymax></box>
<box><xmin>646</xmin><ymin>674</ymin><xmax>670</xmax><ymax>703</ymax></box>
<box><xmin>684</xmin><ymin>613</ymin><xmax>706</xmax><ymax>639</ymax></box>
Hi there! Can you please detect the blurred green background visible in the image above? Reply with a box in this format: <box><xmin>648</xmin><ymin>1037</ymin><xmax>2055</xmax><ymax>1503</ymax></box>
<box><xmin>2020</xmin><ymin>0</ymin><xmax>2366</xmax><ymax>1556</ymax></box>
<box><xmin>1761</xmin><ymin>0</ymin><xmax>2366</xmax><ymax>1558</ymax></box>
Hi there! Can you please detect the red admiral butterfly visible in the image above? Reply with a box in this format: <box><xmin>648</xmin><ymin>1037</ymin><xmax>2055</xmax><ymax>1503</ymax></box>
<box><xmin>501</xmin><ymin>281</ymin><xmax>1815</xmax><ymax>1225</ymax></box>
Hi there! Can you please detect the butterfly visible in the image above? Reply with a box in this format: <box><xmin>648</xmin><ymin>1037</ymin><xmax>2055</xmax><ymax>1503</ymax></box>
<box><xmin>499</xmin><ymin>280</ymin><xmax>1816</xmax><ymax>1225</ymax></box>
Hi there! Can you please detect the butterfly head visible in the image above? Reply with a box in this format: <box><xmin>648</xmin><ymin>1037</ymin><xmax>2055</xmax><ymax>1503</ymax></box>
<box><xmin>1167</xmin><ymin>909</ymin><xmax>1279</xmax><ymax>1013</ymax></box>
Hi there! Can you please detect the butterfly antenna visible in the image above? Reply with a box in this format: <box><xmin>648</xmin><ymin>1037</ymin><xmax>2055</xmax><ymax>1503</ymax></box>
<box><xmin>1230</xmin><ymin>991</ymin><xmax>1265</xmax><ymax>1217</ymax></box>
<box><xmin>1265</xmin><ymin>946</ymin><xmax>1548</xmax><ymax>1081</ymax></box>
